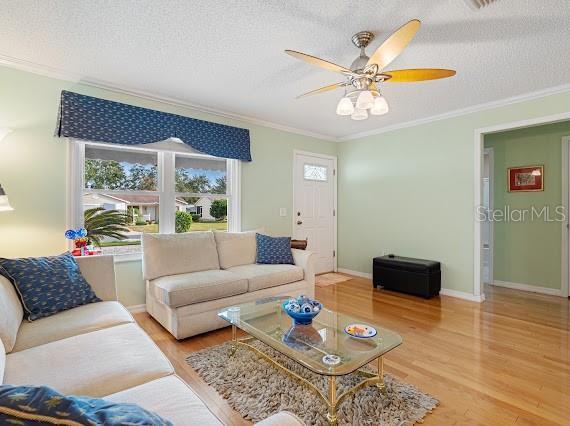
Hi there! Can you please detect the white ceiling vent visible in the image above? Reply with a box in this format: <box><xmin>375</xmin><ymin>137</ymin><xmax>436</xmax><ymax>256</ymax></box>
<box><xmin>463</xmin><ymin>0</ymin><xmax>499</xmax><ymax>10</ymax></box>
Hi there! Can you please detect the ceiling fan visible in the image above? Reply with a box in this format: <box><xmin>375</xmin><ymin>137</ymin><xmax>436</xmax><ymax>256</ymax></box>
<box><xmin>285</xmin><ymin>20</ymin><xmax>456</xmax><ymax>120</ymax></box>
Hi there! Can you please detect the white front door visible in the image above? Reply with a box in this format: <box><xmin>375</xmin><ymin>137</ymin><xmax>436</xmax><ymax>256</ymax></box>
<box><xmin>293</xmin><ymin>152</ymin><xmax>336</xmax><ymax>274</ymax></box>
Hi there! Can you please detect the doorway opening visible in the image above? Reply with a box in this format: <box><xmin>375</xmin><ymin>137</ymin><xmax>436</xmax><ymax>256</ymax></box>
<box><xmin>475</xmin><ymin>114</ymin><xmax>570</xmax><ymax>300</ymax></box>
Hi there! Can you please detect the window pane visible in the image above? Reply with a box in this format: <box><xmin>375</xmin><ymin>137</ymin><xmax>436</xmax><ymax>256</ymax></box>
<box><xmin>82</xmin><ymin>192</ymin><xmax>160</xmax><ymax>255</ymax></box>
<box><xmin>175</xmin><ymin>155</ymin><xmax>227</xmax><ymax>195</ymax></box>
<box><xmin>304</xmin><ymin>164</ymin><xmax>327</xmax><ymax>181</ymax></box>
<box><xmin>176</xmin><ymin>197</ymin><xmax>228</xmax><ymax>233</ymax></box>
<box><xmin>85</xmin><ymin>145</ymin><xmax>158</xmax><ymax>190</ymax></box>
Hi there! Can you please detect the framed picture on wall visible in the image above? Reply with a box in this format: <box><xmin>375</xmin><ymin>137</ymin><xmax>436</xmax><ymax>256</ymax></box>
<box><xmin>507</xmin><ymin>165</ymin><xmax>544</xmax><ymax>192</ymax></box>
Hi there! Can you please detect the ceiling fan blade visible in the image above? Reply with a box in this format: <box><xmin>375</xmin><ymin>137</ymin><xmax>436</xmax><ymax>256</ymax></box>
<box><xmin>366</xmin><ymin>20</ymin><xmax>421</xmax><ymax>70</ymax></box>
<box><xmin>296</xmin><ymin>82</ymin><xmax>347</xmax><ymax>99</ymax></box>
<box><xmin>285</xmin><ymin>50</ymin><xmax>351</xmax><ymax>74</ymax></box>
<box><xmin>383</xmin><ymin>68</ymin><xmax>457</xmax><ymax>82</ymax></box>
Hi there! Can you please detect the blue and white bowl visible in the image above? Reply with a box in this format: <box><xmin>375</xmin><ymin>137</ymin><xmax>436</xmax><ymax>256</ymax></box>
<box><xmin>282</xmin><ymin>295</ymin><xmax>322</xmax><ymax>325</ymax></box>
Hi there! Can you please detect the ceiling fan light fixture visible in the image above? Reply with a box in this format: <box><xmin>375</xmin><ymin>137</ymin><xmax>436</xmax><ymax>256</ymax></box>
<box><xmin>336</xmin><ymin>97</ymin><xmax>354</xmax><ymax>116</ymax></box>
<box><xmin>351</xmin><ymin>108</ymin><xmax>368</xmax><ymax>121</ymax></box>
<box><xmin>356</xmin><ymin>90</ymin><xmax>374</xmax><ymax>109</ymax></box>
<box><xmin>370</xmin><ymin>95</ymin><xmax>389</xmax><ymax>115</ymax></box>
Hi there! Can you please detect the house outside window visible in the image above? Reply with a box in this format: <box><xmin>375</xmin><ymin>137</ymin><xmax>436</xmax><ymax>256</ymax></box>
<box><xmin>69</xmin><ymin>139</ymin><xmax>241</xmax><ymax>259</ymax></box>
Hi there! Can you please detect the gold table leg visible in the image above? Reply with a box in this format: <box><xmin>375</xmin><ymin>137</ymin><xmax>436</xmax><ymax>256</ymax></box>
<box><xmin>376</xmin><ymin>356</ymin><xmax>387</xmax><ymax>395</ymax></box>
<box><xmin>327</xmin><ymin>376</ymin><xmax>338</xmax><ymax>425</ymax></box>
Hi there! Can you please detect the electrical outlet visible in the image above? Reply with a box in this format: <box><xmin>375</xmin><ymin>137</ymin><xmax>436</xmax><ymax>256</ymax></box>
<box><xmin>279</xmin><ymin>207</ymin><xmax>287</xmax><ymax>217</ymax></box>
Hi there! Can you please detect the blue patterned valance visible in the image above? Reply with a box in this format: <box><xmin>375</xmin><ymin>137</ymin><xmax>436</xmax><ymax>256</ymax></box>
<box><xmin>55</xmin><ymin>91</ymin><xmax>251</xmax><ymax>161</ymax></box>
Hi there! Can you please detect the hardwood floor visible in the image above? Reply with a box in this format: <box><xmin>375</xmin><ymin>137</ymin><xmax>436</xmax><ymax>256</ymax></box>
<box><xmin>135</xmin><ymin>277</ymin><xmax>570</xmax><ymax>426</ymax></box>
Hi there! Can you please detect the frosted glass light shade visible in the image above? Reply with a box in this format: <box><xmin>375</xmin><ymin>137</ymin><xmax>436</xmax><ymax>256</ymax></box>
<box><xmin>351</xmin><ymin>108</ymin><xmax>368</xmax><ymax>121</ymax></box>
<box><xmin>336</xmin><ymin>97</ymin><xmax>354</xmax><ymax>116</ymax></box>
<box><xmin>370</xmin><ymin>95</ymin><xmax>389</xmax><ymax>115</ymax></box>
<box><xmin>356</xmin><ymin>90</ymin><xmax>374</xmax><ymax>109</ymax></box>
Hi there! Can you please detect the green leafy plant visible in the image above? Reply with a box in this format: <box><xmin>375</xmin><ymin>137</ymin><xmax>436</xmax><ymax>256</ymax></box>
<box><xmin>175</xmin><ymin>211</ymin><xmax>193</xmax><ymax>233</ymax></box>
<box><xmin>84</xmin><ymin>207</ymin><xmax>130</xmax><ymax>247</ymax></box>
<box><xmin>210</xmin><ymin>199</ymin><xmax>227</xmax><ymax>221</ymax></box>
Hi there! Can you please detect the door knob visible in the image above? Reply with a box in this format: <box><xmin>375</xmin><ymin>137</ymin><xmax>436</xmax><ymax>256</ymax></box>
<box><xmin>296</xmin><ymin>220</ymin><xmax>303</xmax><ymax>225</ymax></box>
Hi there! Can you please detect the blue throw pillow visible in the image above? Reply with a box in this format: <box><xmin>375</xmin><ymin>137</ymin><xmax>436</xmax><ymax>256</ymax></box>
<box><xmin>256</xmin><ymin>233</ymin><xmax>295</xmax><ymax>265</ymax></box>
<box><xmin>0</xmin><ymin>384</ymin><xmax>172</xmax><ymax>425</ymax></box>
<box><xmin>0</xmin><ymin>252</ymin><xmax>101</xmax><ymax>321</ymax></box>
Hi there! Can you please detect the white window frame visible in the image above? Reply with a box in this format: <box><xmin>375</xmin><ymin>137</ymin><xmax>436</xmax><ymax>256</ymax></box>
<box><xmin>67</xmin><ymin>139</ymin><xmax>241</xmax><ymax>261</ymax></box>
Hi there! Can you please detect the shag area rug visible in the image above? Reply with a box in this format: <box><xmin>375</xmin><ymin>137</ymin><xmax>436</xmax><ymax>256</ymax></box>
<box><xmin>186</xmin><ymin>341</ymin><xmax>438</xmax><ymax>425</ymax></box>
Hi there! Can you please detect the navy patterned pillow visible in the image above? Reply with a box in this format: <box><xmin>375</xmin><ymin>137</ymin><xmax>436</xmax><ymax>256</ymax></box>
<box><xmin>0</xmin><ymin>384</ymin><xmax>173</xmax><ymax>425</ymax></box>
<box><xmin>0</xmin><ymin>252</ymin><xmax>101</xmax><ymax>321</ymax></box>
<box><xmin>256</xmin><ymin>233</ymin><xmax>295</xmax><ymax>265</ymax></box>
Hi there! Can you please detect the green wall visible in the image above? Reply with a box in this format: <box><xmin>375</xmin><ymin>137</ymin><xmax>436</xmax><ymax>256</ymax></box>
<box><xmin>0</xmin><ymin>66</ymin><xmax>337</xmax><ymax>306</ymax></box>
<box><xmin>337</xmin><ymin>91</ymin><xmax>570</xmax><ymax>294</ymax></box>
<box><xmin>484</xmin><ymin>122</ymin><xmax>570</xmax><ymax>290</ymax></box>
<box><xmin>3</xmin><ymin>64</ymin><xmax>570</xmax><ymax>301</ymax></box>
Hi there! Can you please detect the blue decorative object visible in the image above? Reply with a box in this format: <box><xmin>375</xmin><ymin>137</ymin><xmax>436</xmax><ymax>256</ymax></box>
<box><xmin>282</xmin><ymin>323</ymin><xmax>324</xmax><ymax>350</ymax></box>
<box><xmin>283</xmin><ymin>295</ymin><xmax>322</xmax><ymax>325</ymax></box>
<box><xmin>0</xmin><ymin>385</ymin><xmax>172</xmax><ymax>426</ymax></box>
<box><xmin>0</xmin><ymin>252</ymin><xmax>101</xmax><ymax>321</ymax></box>
<box><xmin>64</xmin><ymin>227</ymin><xmax>87</xmax><ymax>240</ymax></box>
<box><xmin>256</xmin><ymin>233</ymin><xmax>295</xmax><ymax>264</ymax></box>
<box><xmin>55</xmin><ymin>91</ymin><xmax>252</xmax><ymax>161</ymax></box>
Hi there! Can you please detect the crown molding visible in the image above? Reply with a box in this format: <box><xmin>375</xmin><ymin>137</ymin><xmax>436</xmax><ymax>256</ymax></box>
<box><xmin>339</xmin><ymin>82</ymin><xmax>570</xmax><ymax>141</ymax></box>
<box><xmin>2</xmin><ymin>53</ymin><xmax>570</xmax><ymax>144</ymax></box>
<box><xmin>0</xmin><ymin>54</ymin><xmax>339</xmax><ymax>142</ymax></box>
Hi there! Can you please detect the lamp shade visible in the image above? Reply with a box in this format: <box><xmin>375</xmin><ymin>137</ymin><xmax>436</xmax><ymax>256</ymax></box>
<box><xmin>356</xmin><ymin>90</ymin><xmax>374</xmax><ymax>109</ymax></box>
<box><xmin>370</xmin><ymin>95</ymin><xmax>389</xmax><ymax>115</ymax></box>
<box><xmin>351</xmin><ymin>108</ymin><xmax>368</xmax><ymax>121</ymax></box>
<box><xmin>336</xmin><ymin>97</ymin><xmax>354</xmax><ymax>116</ymax></box>
<box><xmin>0</xmin><ymin>185</ymin><xmax>14</xmax><ymax>212</ymax></box>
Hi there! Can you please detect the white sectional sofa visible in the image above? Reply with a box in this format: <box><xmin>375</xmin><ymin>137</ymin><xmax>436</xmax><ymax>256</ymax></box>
<box><xmin>143</xmin><ymin>231</ymin><xmax>315</xmax><ymax>339</ymax></box>
<box><xmin>0</xmin><ymin>254</ymin><xmax>302</xmax><ymax>425</ymax></box>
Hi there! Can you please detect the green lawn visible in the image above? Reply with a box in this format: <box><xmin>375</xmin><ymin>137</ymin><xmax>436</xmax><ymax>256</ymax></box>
<box><xmin>100</xmin><ymin>240</ymin><xmax>141</xmax><ymax>247</ymax></box>
<box><xmin>128</xmin><ymin>221</ymin><xmax>227</xmax><ymax>233</ymax></box>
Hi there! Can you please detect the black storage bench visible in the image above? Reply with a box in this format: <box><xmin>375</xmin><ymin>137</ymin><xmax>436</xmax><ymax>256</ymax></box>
<box><xmin>373</xmin><ymin>255</ymin><xmax>441</xmax><ymax>298</ymax></box>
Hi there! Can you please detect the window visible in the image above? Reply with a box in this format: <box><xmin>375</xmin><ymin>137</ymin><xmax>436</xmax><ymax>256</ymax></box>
<box><xmin>303</xmin><ymin>164</ymin><xmax>327</xmax><ymax>181</ymax></box>
<box><xmin>70</xmin><ymin>140</ymin><xmax>240</xmax><ymax>258</ymax></box>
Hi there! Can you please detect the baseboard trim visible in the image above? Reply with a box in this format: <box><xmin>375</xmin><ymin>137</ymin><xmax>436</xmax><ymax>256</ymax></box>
<box><xmin>337</xmin><ymin>269</ymin><xmax>485</xmax><ymax>302</ymax></box>
<box><xmin>127</xmin><ymin>304</ymin><xmax>147</xmax><ymax>313</ymax></box>
<box><xmin>439</xmin><ymin>289</ymin><xmax>485</xmax><ymax>303</ymax></box>
<box><xmin>337</xmin><ymin>268</ymin><xmax>373</xmax><ymax>279</ymax></box>
<box><xmin>492</xmin><ymin>280</ymin><xmax>562</xmax><ymax>296</ymax></box>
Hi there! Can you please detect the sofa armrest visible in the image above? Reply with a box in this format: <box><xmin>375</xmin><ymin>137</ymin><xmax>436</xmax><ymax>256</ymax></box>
<box><xmin>292</xmin><ymin>249</ymin><xmax>315</xmax><ymax>286</ymax></box>
<box><xmin>75</xmin><ymin>255</ymin><xmax>118</xmax><ymax>301</ymax></box>
<box><xmin>256</xmin><ymin>411</ymin><xmax>305</xmax><ymax>425</ymax></box>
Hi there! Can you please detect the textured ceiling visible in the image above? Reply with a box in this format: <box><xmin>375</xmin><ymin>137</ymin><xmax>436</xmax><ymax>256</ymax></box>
<box><xmin>1</xmin><ymin>0</ymin><xmax>569</xmax><ymax>139</ymax></box>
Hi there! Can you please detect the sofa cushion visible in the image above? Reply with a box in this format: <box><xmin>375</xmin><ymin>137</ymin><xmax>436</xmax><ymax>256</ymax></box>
<box><xmin>106</xmin><ymin>375</ymin><xmax>222</xmax><ymax>425</ymax></box>
<box><xmin>0</xmin><ymin>339</ymin><xmax>5</xmax><ymax>384</ymax></box>
<box><xmin>143</xmin><ymin>232</ymin><xmax>220</xmax><ymax>281</ymax></box>
<box><xmin>256</xmin><ymin>234</ymin><xmax>295</xmax><ymax>265</ymax></box>
<box><xmin>0</xmin><ymin>252</ymin><xmax>101</xmax><ymax>321</ymax></box>
<box><xmin>12</xmin><ymin>301</ymin><xmax>134</xmax><ymax>352</ymax></box>
<box><xmin>151</xmin><ymin>270</ymin><xmax>248</xmax><ymax>307</ymax></box>
<box><xmin>0</xmin><ymin>384</ymin><xmax>172</xmax><ymax>426</ymax></box>
<box><xmin>0</xmin><ymin>275</ymin><xmax>23</xmax><ymax>353</ymax></box>
<box><xmin>227</xmin><ymin>263</ymin><xmax>304</xmax><ymax>292</ymax></box>
<box><xmin>4</xmin><ymin>323</ymin><xmax>173</xmax><ymax>397</ymax></box>
<box><xmin>256</xmin><ymin>411</ymin><xmax>305</xmax><ymax>426</ymax></box>
<box><xmin>214</xmin><ymin>230</ymin><xmax>257</xmax><ymax>269</ymax></box>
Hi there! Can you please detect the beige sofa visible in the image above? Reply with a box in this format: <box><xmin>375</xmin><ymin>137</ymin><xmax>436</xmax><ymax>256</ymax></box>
<box><xmin>143</xmin><ymin>231</ymin><xmax>315</xmax><ymax>339</ymax></box>
<box><xmin>0</xmin><ymin>254</ymin><xmax>302</xmax><ymax>426</ymax></box>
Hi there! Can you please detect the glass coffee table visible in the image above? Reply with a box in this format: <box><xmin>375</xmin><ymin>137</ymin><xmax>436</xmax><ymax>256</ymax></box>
<box><xmin>218</xmin><ymin>296</ymin><xmax>402</xmax><ymax>425</ymax></box>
